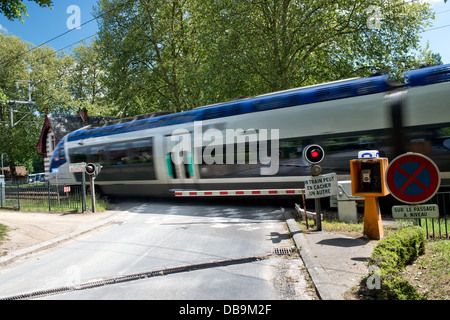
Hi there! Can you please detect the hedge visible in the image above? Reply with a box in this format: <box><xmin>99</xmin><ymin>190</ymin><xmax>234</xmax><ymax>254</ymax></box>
<box><xmin>367</xmin><ymin>226</ymin><xmax>426</xmax><ymax>300</ymax></box>
<box><xmin>370</xmin><ymin>226</ymin><xmax>426</xmax><ymax>270</ymax></box>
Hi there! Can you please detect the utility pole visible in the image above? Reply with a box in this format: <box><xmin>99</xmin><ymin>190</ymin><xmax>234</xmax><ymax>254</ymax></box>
<box><xmin>2</xmin><ymin>80</ymin><xmax>36</xmax><ymax>128</ymax></box>
<box><xmin>1</xmin><ymin>81</ymin><xmax>36</xmax><ymax>184</ymax></box>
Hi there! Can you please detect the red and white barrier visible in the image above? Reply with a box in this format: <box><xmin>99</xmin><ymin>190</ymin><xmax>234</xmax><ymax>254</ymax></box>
<box><xmin>174</xmin><ymin>189</ymin><xmax>304</xmax><ymax>197</ymax></box>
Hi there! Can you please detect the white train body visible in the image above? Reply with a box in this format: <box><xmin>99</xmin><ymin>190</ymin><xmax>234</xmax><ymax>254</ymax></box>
<box><xmin>50</xmin><ymin>64</ymin><xmax>450</xmax><ymax>197</ymax></box>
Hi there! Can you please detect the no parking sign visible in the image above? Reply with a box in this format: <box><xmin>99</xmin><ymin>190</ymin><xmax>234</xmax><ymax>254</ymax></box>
<box><xmin>386</xmin><ymin>153</ymin><xmax>440</xmax><ymax>205</ymax></box>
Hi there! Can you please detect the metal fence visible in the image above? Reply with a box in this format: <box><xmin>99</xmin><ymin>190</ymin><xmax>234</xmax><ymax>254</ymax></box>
<box><xmin>425</xmin><ymin>190</ymin><xmax>449</xmax><ymax>239</ymax></box>
<box><xmin>0</xmin><ymin>182</ymin><xmax>92</xmax><ymax>212</ymax></box>
<box><xmin>391</xmin><ymin>191</ymin><xmax>449</xmax><ymax>240</ymax></box>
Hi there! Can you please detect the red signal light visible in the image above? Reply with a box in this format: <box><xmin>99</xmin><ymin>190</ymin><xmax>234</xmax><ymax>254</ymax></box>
<box><xmin>311</xmin><ymin>150</ymin><xmax>319</xmax><ymax>158</ymax></box>
<box><xmin>303</xmin><ymin>144</ymin><xmax>325</xmax><ymax>164</ymax></box>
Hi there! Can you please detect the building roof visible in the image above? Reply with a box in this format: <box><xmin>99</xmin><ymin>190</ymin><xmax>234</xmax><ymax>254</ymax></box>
<box><xmin>46</xmin><ymin>114</ymin><xmax>111</xmax><ymax>140</ymax></box>
<box><xmin>1</xmin><ymin>166</ymin><xmax>27</xmax><ymax>178</ymax></box>
<box><xmin>36</xmin><ymin>110</ymin><xmax>115</xmax><ymax>157</ymax></box>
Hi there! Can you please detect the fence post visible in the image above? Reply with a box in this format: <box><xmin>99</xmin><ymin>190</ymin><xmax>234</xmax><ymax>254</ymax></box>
<box><xmin>0</xmin><ymin>175</ymin><xmax>4</xmax><ymax>208</ymax></box>
<box><xmin>17</xmin><ymin>183</ymin><xmax>20</xmax><ymax>210</ymax></box>
<box><xmin>444</xmin><ymin>193</ymin><xmax>448</xmax><ymax>239</ymax></box>
<box><xmin>82</xmin><ymin>173</ymin><xmax>87</xmax><ymax>213</ymax></box>
<box><xmin>48</xmin><ymin>181</ymin><xmax>51</xmax><ymax>211</ymax></box>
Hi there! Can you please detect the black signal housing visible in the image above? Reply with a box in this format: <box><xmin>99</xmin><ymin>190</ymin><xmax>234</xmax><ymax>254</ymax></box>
<box><xmin>303</xmin><ymin>144</ymin><xmax>325</xmax><ymax>164</ymax></box>
<box><xmin>85</xmin><ymin>163</ymin><xmax>97</xmax><ymax>175</ymax></box>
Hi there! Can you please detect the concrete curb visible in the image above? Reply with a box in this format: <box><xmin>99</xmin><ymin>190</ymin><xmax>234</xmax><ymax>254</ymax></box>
<box><xmin>0</xmin><ymin>211</ymin><xmax>125</xmax><ymax>267</ymax></box>
<box><xmin>283</xmin><ymin>209</ymin><xmax>343</xmax><ymax>300</ymax></box>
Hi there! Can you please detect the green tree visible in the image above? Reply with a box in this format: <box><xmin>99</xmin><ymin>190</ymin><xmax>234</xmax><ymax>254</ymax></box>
<box><xmin>193</xmin><ymin>0</ymin><xmax>437</xmax><ymax>100</ymax></box>
<box><xmin>0</xmin><ymin>33</ymin><xmax>75</xmax><ymax>181</ymax></box>
<box><xmin>28</xmin><ymin>45</ymin><xmax>76</xmax><ymax>115</ymax></box>
<box><xmin>68</xmin><ymin>40</ymin><xmax>110</xmax><ymax>116</ymax></box>
<box><xmin>0</xmin><ymin>0</ymin><xmax>53</xmax><ymax>22</ymax></box>
<box><xmin>0</xmin><ymin>34</ymin><xmax>39</xmax><ymax>181</ymax></box>
<box><xmin>0</xmin><ymin>89</ymin><xmax>7</xmax><ymax>102</ymax></box>
<box><xmin>95</xmin><ymin>0</ymin><xmax>202</xmax><ymax>114</ymax></box>
<box><xmin>94</xmin><ymin>0</ymin><xmax>442</xmax><ymax>113</ymax></box>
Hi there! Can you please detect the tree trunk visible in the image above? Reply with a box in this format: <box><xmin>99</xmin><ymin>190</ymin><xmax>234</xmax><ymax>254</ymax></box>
<box><xmin>8</xmin><ymin>161</ymin><xmax>18</xmax><ymax>183</ymax></box>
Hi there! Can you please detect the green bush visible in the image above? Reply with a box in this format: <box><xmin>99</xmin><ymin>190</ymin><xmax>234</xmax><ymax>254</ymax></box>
<box><xmin>370</xmin><ymin>226</ymin><xmax>425</xmax><ymax>270</ymax></box>
<box><xmin>367</xmin><ymin>226</ymin><xmax>426</xmax><ymax>300</ymax></box>
<box><xmin>374</xmin><ymin>269</ymin><xmax>424</xmax><ymax>300</ymax></box>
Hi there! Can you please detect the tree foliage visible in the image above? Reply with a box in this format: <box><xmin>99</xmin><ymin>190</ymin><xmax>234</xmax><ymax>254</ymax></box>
<box><xmin>0</xmin><ymin>32</ymin><xmax>116</xmax><ymax>178</ymax></box>
<box><xmin>0</xmin><ymin>34</ymin><xmax>95</xmax><ymax>179</ymax></box>
<box><xmin>0</xmin><ymin>0</ymin><xmax>53</xmax><ymax>22</ymax></box>
<box><xmin>95</xmin><ymin>0</ymin><xmax>441</xmax><ymax>114</ymax></box>
<box><xmin>0</xmin><ymin>0</ymin><xmax>446</xmax><ymax>178</ymax></box>
<box><xmin>68</xmin><ymin>40</ymin><xmax>110</xmax><ymax>116</ymax></box>
<box><xmin>95</xmin><ymin>0</ymin><xmax>201</xmax><ymax>115</ymax></box>
<box><xmin>0</xmin><ymin>34</ymin><xmax>46</xmax><ymax>180</ymax></box>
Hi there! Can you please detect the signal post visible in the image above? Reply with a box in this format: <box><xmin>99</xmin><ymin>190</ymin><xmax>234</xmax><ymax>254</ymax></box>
<box><xmin>85</xmin><ymin>163</ymin><xmax>101</xmax><ymax>213</ymax></box>
<box><xmin>302</xmin><ymin>144</ymin><xmax>338</xmax><ymax>231</ymax></box>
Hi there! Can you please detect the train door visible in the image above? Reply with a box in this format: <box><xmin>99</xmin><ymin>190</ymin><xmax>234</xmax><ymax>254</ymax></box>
<box><xmin>164</xmin><ymin>133</ymin><xmax>197</xmax><ymax>189</ymax></box>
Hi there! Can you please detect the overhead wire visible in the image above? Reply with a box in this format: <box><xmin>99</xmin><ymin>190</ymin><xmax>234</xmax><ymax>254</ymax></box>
<box><xmin>423</xmin><ymin>23</ymin><xmax>450</xmax><ymax>32</ymax></box>
<box><xmin>1</xmin><ymin>0</ymin><xmax>135</xmax><ymax>68</ymax></box>
<box><xmin>422</xmin><ymin>5</ymin><xmax>450</xmax><ymax>33</ymax></box>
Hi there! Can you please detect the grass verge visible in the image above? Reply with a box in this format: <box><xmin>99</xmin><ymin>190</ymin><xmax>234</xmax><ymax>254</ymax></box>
<box><xmin>0</xmin><ymin>223</ymin><xmax>8</xmax><ymax>242</ymax></box>
<box><xmin>0</xmin><ymin>223</ymin><xmax>10</xmax><ymax>256</ymax></box>
<box><xmin>402</xmin><ymin>240</ymin><xmax>449</xmax><ymax>300</ymax></box>
<box><xmin>296</xmin><ymin>217</ymin><xmax>400</xmax><ymax>238</ymax></box>
<box><xmin>295</xmin><ymin>215</ymin><xmax>449</xmax><ymax>300</ymax></box>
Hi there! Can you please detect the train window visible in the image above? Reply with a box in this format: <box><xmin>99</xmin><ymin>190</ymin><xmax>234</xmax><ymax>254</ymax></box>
<box><xmin>197</xmin><ymin>134</ymin><xmax>386</xmax><ymax>179</ymax></box>
<box><xmin>321</xmin><ymin>135</ymin><xmax>377</xmax><ymax>153</ymax></box>
<box><xmin>277</xmin><ymin>139</ymin><xmax>308</xmax><ymax>176</ymax></box>
<box><xmin>130</xmin><ymin>140</ymin><xmax>153</xmax><ymax>164</ymax></box>
<box><xmin>57</xmin><ymin>144</ymin><xmax>65</xmax><ymax>161</ymax></box>
<box><xmin>406</xmin><ymin>126</ymin><xmax>450</xmax><ymax>173</ymax></box>
<box><xmin>198</xmin><ymin>141</ymin><xmax>270</xmax><ymax>178</ymax></box>
<box><xmin>89</xmin><ymin>146</ymin><xmax>107</xmax><ymax>166</ymax></box>
<box><xmin>439</xmin><ymin>127</ymin><xmax>450</xmax><ymax>139</ymax></box>
<box><xmin>70</xmin><ymin>147</ymin><xmax>88</xmax><ymax>163</ymax></box>
<box><xmin>277</xmin><ymin>135</ymin><xmax>383</xmax><ymax>176</ymax></box>
<box><xmin>109</xmin><ymin>143</ymin><xmax>129</xmax><ymax>166</ymax></box>
<box><xmin>127</xmin><ymin>139</ymin><xmax>156</xmax><ymax>180</ymax></box>
<box><xmin>437</xmin><ymin>127</ymin><xmax>450</xmax><ymax>172</ymax></box>
<box><xmin>71</xmin><ymin>140</ymin><xmax>157</xmax><ymax>182</ymax></box>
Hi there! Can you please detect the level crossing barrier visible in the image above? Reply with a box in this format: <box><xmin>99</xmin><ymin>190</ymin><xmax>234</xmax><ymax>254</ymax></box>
<box><xmin>173</xmin><ymin>189</ymin><xmax>304</xmax><ymax>197</ymax></box>
<box><xmin>173</xmin><ymin>187</ymin><xmax>449</xmax><ymax>239</ymax></box>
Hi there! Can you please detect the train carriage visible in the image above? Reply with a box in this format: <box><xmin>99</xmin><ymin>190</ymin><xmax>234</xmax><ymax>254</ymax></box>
<box><xmin>49</xmin><ymin>64</ymin><xmax>450</xmax><ymax>197</ymax></box>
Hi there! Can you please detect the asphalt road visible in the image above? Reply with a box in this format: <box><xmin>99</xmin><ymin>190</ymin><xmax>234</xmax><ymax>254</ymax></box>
<box><xmin>0</xmin><ymin>198</ymin><xmax>316</xmax><ymax>300</ymax></box>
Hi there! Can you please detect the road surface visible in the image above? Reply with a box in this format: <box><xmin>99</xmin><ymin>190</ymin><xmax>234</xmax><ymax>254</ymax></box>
<box><xmin>0</xmin><ymin>199</ymin><xmax>317</xmax><ymax>300</ymax></box>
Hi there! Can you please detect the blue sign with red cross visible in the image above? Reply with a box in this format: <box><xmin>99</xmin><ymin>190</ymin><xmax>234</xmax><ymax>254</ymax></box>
<box><xmin>386</xmin><ymin>153</ymin><xmax>440</xmax><ymax>204</ymax></box>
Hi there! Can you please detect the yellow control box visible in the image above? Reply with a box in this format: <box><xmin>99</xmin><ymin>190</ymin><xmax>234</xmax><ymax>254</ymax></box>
<box><xmin>350</xmin><ymin>158</ymin><xmax>390</xmax><ymax>197</ymax></box>
<box><xmin>350</xmin><ymin>157</ymin><xmax>389</xmax><ymax>239</ymax></box>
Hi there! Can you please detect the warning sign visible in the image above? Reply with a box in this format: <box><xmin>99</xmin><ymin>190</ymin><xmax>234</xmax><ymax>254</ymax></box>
<box><xmin>304</xmin><ymin>173</ymin><xmax>338</xmax><ymax>199</ymax></box>
<box><xmin>69</xmin><ymin>162</ymin><xmax>86</xmax><ymax>173</ymax></box>
<box><xmin>392</xmin><ymin>204</ymin><xmax>439</xmax><ymax>219</ymax></box>
<box><xmin>386</xmin><ymin>153</ymin><xmax>440</xmax><ymax>204</ymax></box>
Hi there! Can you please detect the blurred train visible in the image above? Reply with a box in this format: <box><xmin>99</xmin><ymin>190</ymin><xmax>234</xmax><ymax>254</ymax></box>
<box><xmin>49</xmin><ymin>64</ymin><xmax>450</xmax><ymax>197</ymax></box>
